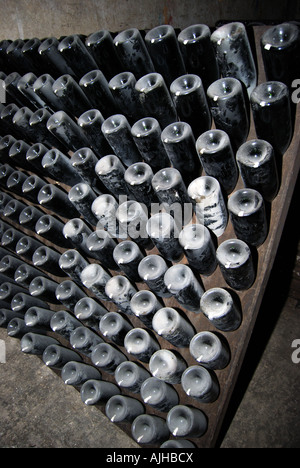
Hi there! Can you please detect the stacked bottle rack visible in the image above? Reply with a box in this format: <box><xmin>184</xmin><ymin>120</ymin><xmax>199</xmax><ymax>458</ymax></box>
<box><xmin>0</xmin><ymin>23</ymin><xmax>299</xmax><ymax>448</ymax></box>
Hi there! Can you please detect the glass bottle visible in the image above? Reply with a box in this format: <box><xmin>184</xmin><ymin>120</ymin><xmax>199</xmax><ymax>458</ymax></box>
<box><xmin>69</xmin><ymin>326</ymin><xmax>103</xmax><ymax>358</ymax></box>
<box><xmin>124</xmin><ymin>162</ymin><xmax>155</xmax><ymax>206</ymax></box>
<box><xmin>105</xmin><ymin>275</ymin><xmax>137</xmax><ymax>314</ymax></box>
<box><xmin>55</xmin><ymin>280</ymin><xmax>86</xmax><ymax>310</ymax></box>
<box><xmin>236</xmin><ymin>139</ymin><xmax>279</xmax><ymax>202</ymax></box>
<box><xmin>50</xmin><ymin>310</ymin><xmax>82</xmax><ymax>340</ymax></box>
<box><xmin>38</xmin><ymin>184</ymin><xmax>79</xmax><ymax>219</ymax></box>
<box><xmin>178</xmin><ymin>23</ymin><xmax>219</xmax><ymax>90</ymax></box>
<box><xmin>47</xmin><ymin>110</ymin><xmax>90</xmax><ymax>153</ymax></box>
<box><xmin>38</xmin><ymin>38</ymin><xmax>76</xmax><ymax>78</ymax></box>
<box><xmin>216</xmin><ymin>238</ymin><xmax>256</xmax><ymax>290</ymax></box>
<box><xmin>228</xmin><ymin>188</ymin><xmax>268</xmax><ymax>247</ymax></box>
<box><xmin>9</xmin><ymin>141</ymin><xmax>32</xmax><ymax>171</ymax></box>
<box><xmin>207</xmin><ymin>77</ymin><xmax>250</xmax><ymax>151</ymax></box>
<box><xmin>141</xmin><ymin>377</ymin><xmax>179</xmax><ymax>412</ymax></box>
<box><xmin>91</xmin><ymin>342</ymin><xmax>127</xmax><ymax>374</ymax></box>
<box><xmin>35</xmin><ymin>215</ymin><xmax>71</xmax><ymax>249</ymax></box>
<box><xmin>91</xmin><ymin>194</ymin><xmax>120</xmax><ymax>237</ymax></box>
<box><xmin>167</xmin><ymin>405</ymin><xmax>207</xmax><ymax>438</ymax></box>
<box><xmin>58</xmin><ymin>34</ymin><xmax>98</xmax><ymax>80</ymax></box>
<box><xmin>70</xmin><ymin>147</ymin><xmax>103</xmax><ymax>193</ymax></box>
<box><xmin>85</xmin><ymin>230</ymin><xmax>119</xmax><ymax>270</ymax></box>
<box><xmin>80</xmin><ymin>263</ymin><xmax>111</xmax><ymax>302</ymax></box>
<box><xmin>29</xmin><ymin>108</ymin><xmax>66</xmax><ymax>153</ymax></box>
<box><xmin>152</xmin><ymin>307</ymin><xmax>195</xmax><ymax>347</ymax></box>
<box><xmin>0</xmin><ymin>255</ymin><xmax>24</xmax><ymax>279</ymax></box>
<box><xmin>164</xmin><ymin>264</ymin><xmax>204</xmax><ymax>313</ymax></box>
<box><xmin>196</xmin><ymin>129</ymin><xmax>238</xmax><ymax>194</ymax></box>
<box><xmin>200</xmin><ymin>287</ymin><xmax>242</xmax><ymax>332</ymax></box>
<box><xmin>74</xmin><ymin>296</ymin><xmax>108</xmax><ymax>330</ymax></box>
<box><xmin>32</xmin><ymin>246</ymin><xmax>63</xmax><ymax>278</ymax></box>
<box><xmin>7</xmin><ymin>318</ymin><xmax>43</xmax><ymax>338</ymax></box>
<box><xmin>0</xmin><ymin>309</ymin><xmax>24</xmax><ymax>328</ymax></box>
<box><xmin>261</xmin><ymin>22</ymin><xmax>300</xmax><ymax>88</ymax></box>
<box><xmin>114</xmin><ymin>361</ymin><xmax>150</xmax><ymax>393</ymax></box>
<box><xmin>62</xmin><ymin>218</ymin><xmax>92</xmax><ymax>255</ymax></box>
<box><xmin>116</xmin><ymin>200</ymin><xmax>150</xmax><ymax>247</ymax></box>
<box><xmin>101</xmin><ymin>114</ymin><xmax>142</xmax><ymax>167</ymax></box>
<box><xmin>77</xmin><ymin>110</ymin><xmax>111</xmax><ymax>159</ymax></box>
<box><xmin>135</xmin><ymin>72</ymin><xmax>177</xmax><ymax>129</ymax></box>
<box><xmin>1</xmin><ymin>227</ymin><xmax>24</xmax><ymax>252</ymax></box>
<box><xmin>131</xmin><ymin>117</ymin><xmax>170</xmax><ymax>171</ymax></box>
<box><xmin>59</xmin><ymin>249</ymin><xmax>89</xmax><ymax>284</ymax></box>
<box><xmin>17</xmin><ymin>72</ymin><xmax>47</xmax><ymax>109</ymax></box>
<box><xmin>95</xmin><ymin>154</ymin><xmax>130</xmax><ymax>197</ymax></box>
<box><xmin>19</xmin><ymin>206</ymin><xmax>45</xmax><ymax>231</ymax></box>
<box><xmin>138</xmin><ymin>254</ymin><xmax>172</xmax><ymax>298</ymax></box>
<box><xmin>0</xmin><ymin>282</ymin><xmax>26</xmax><ymax>305</ymax></box>
<box><xmin>113</xmin><ymin>28</ymin><xmax>155</xmax><ymax>79</ymax></box>
<box><xmin>24</xmin><ymin>306</ymin><xmax>56</xmax><ymax>329</ymax></box>
<box><xmin>188</xmin><ymin>176</ymin><xmax>228</xmax><ymax>237</ymax></box>
<box><xmin>105</xmin><ymin>395</ymin><xmax>144</xmax><ymax>423</ymax></box>
<box><xmin>161</xmin><ymin>122</ymin><xmax>200</xmax><ymax>184</ymax></box>
<box><xmin>68</xmin><ymin>183</ymin><xmax>98</xmax><ymax>226</ymax></box>
<box><xmin>52</xmin><ymin>74</ymin><xmax>92</xmax><ymax>119</ymax></box>
<box><xmin>29</xmin><ymin>276</ymin><xmax>60</xmax><ymax>304</ymax></box>
<box><xmin>43</xmin><ymin>344</ymin><xmax>82</xmax><ymax>369</ymax></box>
<box><xmin>21</xmin><ymin>332</ymin><xmax>59</xmax><ymax>355</ymax></box>
<box><xmin>113</xmin><ymin>240</ymin><xmax>144</xmax><ymax>282</ymax></box>
<box><xmin>131</xmin><ymin>414</ymin><xmax>170</xmax><ymax>445</ymax></box>
<box><xmin>6</xmin><ymin>171</ymin><xmax>29</xmax><ymax>198</ymax></box>
<box><xmin>3</xmin><ymin>198</ymin><xmax>28</xmax><ymax>222</ymax></box>
<box><xmin>16</xmin><ymin>235</ymin><xmax>44</xmax><ymax>261</ymax></box>
<box><xmin>99</xmin><ymin>311</ymin><xmax>133</xmax><ymax>346</ymax></box>
<box><xmin>85</xmin><ymin>29</ymin><xmax>124</xmax><ymax>80</ymax></box>
<box><xmin>145</xmin><ymin>25</ymin><xmax>186</xmax><ymax>87</ymax></box>
<box><xmin>61</xmin><ymin>361</ymin><xmax>101</xmax><ymax>387</ymax></box>
<box><xmin>178</xmin><ymin>224</ymin><xmax>217</xmax><ymax>276</ymax></box>
<box><xmin>211</xmin><ymin>22</ymin><xmax>257</xmax><ymax>96</ymax></box>
<box><xmin>14</xmin><ymin>264</ymin><xmax>46</xmax><ymax>288</ymax></box>
<box><xmin>109</xmin><ymin>72</ymin><xmax>143</xmax><ymax>124</ymax></box>
<box><xmin>146</xmin><ymin>213</ymin><xmax>183</xmax><ymax>262</ymax></box>
<box><xmin>181</xmin><ymin>365</ymin><xmax>220</xmax><ymax>403</ymax></box>
<box><xmin>81</xmin><ymin>379</ymin><xmax>121</xmax><ymax>406</ymax></box>
<box><xmin>26</xmin><ymin>143</ymin><xmax>50</xmax><ymax>175</ymax></box>
<box><xmin>189</xmin><ymin>331</ymin><xmax>230</xmax><ymax>369</ymax></box>
<box><xmin>0</xmin><ymin>164</ymin><xmax>14</xmax><ymax>187</ymax></box>
<box><xmin>130</xmin><ymin>290</ymin><xmax>163</xmax><ymax>328</ymax></box>
<box><xmin>149</xmin><ymin>349</ymin><xmax>187</xmax><ymax>384</ymax></box>
<box><xmin>124</xmin><ymin>328</ymin><xmax>160</xmax><ymax>362</ymax></box>
<box><xmin>33</xmin><ymin>73</ymin><xmax>65</xmax><ymax>113</ymax></box>
<box><xmin>170</xmin><ymin>74</ymin><xmax>211</xmax><ymax>138</ymax></box>
<box><xmin>79</xmin><ymin>69</ymin><xmax>117</xmax><ymax>118</ymax></box>
<box><xmin>41</xmin><ymin>149</ymin><xmax>83</xmax><ymax>187</ymax></box>
<box><xmin>22</xmin><ymin>174</ymin><xmax>47</xmax><ymax>204</ymax></box>
<box><xmin>250</xmin><ymin>81</ymin><xmax>292</xmax><ymax>155</ymax></box>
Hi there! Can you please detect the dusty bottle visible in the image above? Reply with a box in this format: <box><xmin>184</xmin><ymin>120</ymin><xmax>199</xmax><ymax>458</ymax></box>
<box><xmin>14</xmin><ymin>264</ymin><xmax>46</xmax><ymax>288</ymax></box>
<box><xmin>149</xmin><ymin>349</ymin><xmax>187</xmax><ymax>384</ymax></box>
<box><xmin>196</xmin><ymin>129</ymin><xmax>238</xmax><ymax>194</ymax></box>
<box><xmin>1</xmin><ymin>227</ymin><xmax>24</xmax><ymax>252</ymax></box>
<box><xmin>81</xmin><ymin>379</ymin><xmax>121</xmax><ymax>406</ymax></box>
<box><xmin>95</xmin><ymin>154</ymin><xmax>129</xmax><ymax>197</ymax></box>
<box><xmin>178</xmin><ymin>23</ymin><xmax>219</xmax><ymax>90</ymax></box>
<box><xmin>116</xmin><ymin>200</ymin><xmax>150</xmax><ymax>247</ymax></box>
<box><xmin>6</xmin><ymin>171</ymin><xmax>29</xmax><ymax>198</ymax></box>
<box><xmin>17</xmin><ymin>72</ymin><xmax>47</xmax><ymax>109</ymax></box>
<box><xmin>35</xmin><ymin>215</ymin><xmax>71</xmax><ymax>249</ymax></box>
<box><xmin>211</xmin><ymin>22</ymin><xmax>257</xmax><ymax>96</ymax></box>
<box><xmin>29</xmin><ymin>276</ymin><xmax>60</xmax><ymax>304</ymax></box>
<box><xmin>145</xmin><ymin>25</ymin><xmax>186</xmax><ymax>87</ymax></box>
<box><xmin>85</xmin><ymin>29</ymin><xmax>124</xmax><ymax>80</ymax></box>
<box><xmin>105</xmin><ymin>275</ymin><xmax>137</xmax><ymax>314</ymax></box>
<box><xmin>32</xmin><ymin>246</ymin><xmax>64</xmax><ymax>277</ymax></box>
<box><xmin>130</xmin><ymin>290</ymin><xmax>163</xmax><ymax>328</ymax></box>
<box><xmin>11</xmin><ymin>292</ymin><xmax>49</xmax><ymax>313</ymax></box>
<box><xmin>86</xmin><ymin>230</ymin><xmax>118</xmax><ymax>270</ymax></box>
<box><xmin>146</xmin><ymin>213</ymin><xmax>183</xmax><ymax>263</ymax></box>
<box><xmin>216</xmin><ymin>239</ymin><xmax>256</xmax><ymax>290</ymax></box>
<box><xmin>79</xmin><ymin>69</ymin><xmax>117</xmax><ymax>119</ymax></box>
<box><xmin>141</xmin><ymin>377</ymin><xmax>179</xmax><ymax>412</ymax></box>
<box><xmin>21</xmin><ymin>332</ymin><xmax>59</xmax><ymax>355</ymax></box>
<box><xmin>91</xmin><ymin>194</ymin><xmax>120</xmax><ymax>237</ymax></box>
<box><xmin>38</xmin><ymin>184</ymin><xmax>79</xmax><ymax>219</ymax></box>
<box><xmin>131</xmin><ymin>414</ymin><xmax>170</xmax><ymax>445</ymax></box>
<box><xmin>58</xmin><ymin>34</ymin><xmax>98</xmax><ymax>80</ymax></box>
<box><xmin>75</xmin><ymin>296</ymin><xmax>108</xmax><ymax>330</ymax></box>
<box><xmin>113</xmin><ymin>240</ymin><xmax>144</xmax><ymax>282</ymax></box>
<box><xmin>167</xmin><ymin>405</ymin><xmax>207</xmax><ymax>438</ymax></box>
<box><xmin>228</xmin><ymin>188</ymin><xmax>268</xmax><ymax>247</ymax></box>
<box><xmin>41</xmin><ymin>148</ymin><xmax>83</xmax><ymax>187</ymax></box>
<box><xmin>189</xmin><ymin>331</ymin><xmax>230</xmax><ymax>369</ymax></box>
<box><xmin>101</xmin><ymin>114</ymin><xmax>142</xmax><ymax>167</ymax></box>
<box><xmin>124</xmin><ymin>162</ymin><xmax>155</xmax><ymax>206</ymax></box>
<box><xmin>114</xmin><ymin>361</ymin><xmax>151</xmax><ymax>393</ymax></box>
<box><xmin>131</xmin><ymin>117</ymin><xmax>170</xmax><ymax>171</ymax></box>
<box><xmin>188</xmin><ymin>176</ymin><xmax>228</xmax><ymax>237</ymax></box>
<box><xmin>207</xmin><ymin>77</ymin><xmax>250</xmax><ymax>151</ymax></box>
<box><xmin>178</xmin><ymin>223</ymin><xmax>217</xmax><ymax>275</ymax></box>
<box><xmin>152</xmin><ymin>307</ymin><xmax>195</xmax><ymax>347</ymax></box>
<box><xmin>181</xmin><ymin>365</ymin><xmax>220</xmax><ymax>403</ymax></box>
<box><xmin>80</xmin><ymin>263</ymin><xmax>111</xmax><ymax>302</ymax></box>
<box><xmin>77</xmin><ymin>111</ymin><xmax>111</xmax><ymax>159</ymax></box>
<box><xmin>0</xmin><ymin>282</ymin><xmax>27</xmax><ymax>305</ymax></box>
<box><xmin>200</xmin><ymin>287</ymin><xmax>242</xmax><ymax>332</ymax></box>
<box><xmin>47</xmin><ymin>110</ymin><xmax>90</xmax><ymax>153</ymax></box>
<box><xmin>50</xmin><ymin>310</ymin><xmax>82</xmax><ymax>340</ymax></box>
<box><xmin>164</xmin><ymin>264</ymin><xmax>204</xmax><ymax>313</ymax></box>
<box><xmin>91</xmin><ymin>342</ymin><xmax>127</xmax><ymax>374</ymax></box>
<box><xmin>61</xmin><ymin>361</ymin><xmax>101</xmax><ymax>387</ymax></box>
<box><xmin>99</xmin><ymin>312</ymin><xmax>133</xmax><ymax>346</ymax></box>
<box><xmin>59</xmin><ymin>249</ymin><xmax>89</xmax><ymax>284</ymax></box>
<box><xmin>70</xmin><ymin>146</ymin><xmax>103</xmax><ymax>192</ymax></box>
<box><xmin>0</xmin><ymin>254</ymin><xmax>24</xmax><ymax>279</ymax></box>
<box><xmin>135</xmin><ymin>72</ymin><xmax>177</xmax><ymax>129</ymax></box>
<box><xmin>0</xmin><ymin>309</ymin><xmax>24</xmax><ymax>327</ymax></box>
<box><xmin>138</xmin><ymin>254</ymin><xmax>172</xmax><ymax>298</ymax></box>
<box><xmin>22</xmin><ymin>174</ymin><xmax>48</xmax><ymax>204</ymax></box>
<box><xmin>170</xmin><ymin>74</ymin><xmax>211</xmax><ymax>138</ymax></box>
<box><xmin>68</xmin><ymin>183</ymin><xmax>98</xmax><ymax>226</ymax></box>
<box><xmin>109</xmin><ymin>72</ymin><xmax>143</xmax><ymax>124</ymax></box>
<box><xmin>106</xmin><ymin>395</ymin><xmax>144</xmax><ymax>423</ymax></box>
<box><xmin>20</xmin><ymin>205</ymin><xmax>45</xmax><ymax>231</ymax></box>
<box><xmin>38</xmin><ymin>38</ymin><xmax>76</xmax><ymax>78</ymax></box>
<box><xmin>24</xmin><ymin>307</ymin><xmax>56</xmax><ymax>329</ymax></box>
<box><xmin>26</xmin><ymin>143</ymin><xmax>50</xmax><ymax>175</ymax></box>
<box><xmin>7</xmin><ymin>317</ymin><xmax>43</xmax><ymax>338</ymax></box>
<box><xmin>33</xmin><ymin>73</ymin><xmax>66</xmax><ymax>112</ymax></box>
<box><xmin>70</xmin><ymin>326</ymin><xmax>103</xmax><ymax>358</ymax></box>
<box><xmin>124</xmin><ymin>328</ymin><xmax>160</xmax><ymax>362</ymax></box>
<box><xmin>236</xmin><ymin>139</ymin><xmax>279</xmax><ymax>202</ymax></box>
<box><xmin>43</xmin><ymin>344</ymin><xmax>82</xmax><ymax>369</ymax></box>
<box><xmin>62</xmin><ymin>218</ymin><xmax>92</xmax><ymax>254</ymax></box>
<box><xmin>29</xmin><ymin>108</ymin><xmax>67</xmax><ymax>151</ymax></box>
<box><xmin>52</xmin><ymin>74</ymin><xmax>92</xmax><ymax>118</ymax></box>
<box><xmin>113</xmin><ymin>28</ymin><xmax>155</xmax><ymax>79</ymax></box>
<box><xmin>55</xmin><ymin>280</ymin><xmax>86</xmax><ymax>310</ymax></box>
